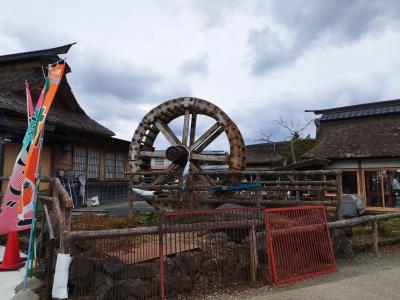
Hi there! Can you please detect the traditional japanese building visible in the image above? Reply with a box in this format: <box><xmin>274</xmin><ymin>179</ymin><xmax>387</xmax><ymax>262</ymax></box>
<box><xmin>306</xmin><ymin>100</ymin><xmax>400</xmax><ymax>208</ymax></box>
<box><xmin>0</xmin><ymin>44</ymin><xmax>130</xmax><ymax>204</ymax></box>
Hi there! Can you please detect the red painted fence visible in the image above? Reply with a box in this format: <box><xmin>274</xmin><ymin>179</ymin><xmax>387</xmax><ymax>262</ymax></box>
<box><xmin>264</xmin><ymin>206</ymin><xmax>336</xmax><ymax>285</ymax></box>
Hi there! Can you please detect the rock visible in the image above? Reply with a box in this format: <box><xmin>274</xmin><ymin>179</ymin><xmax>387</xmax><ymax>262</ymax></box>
<box><xmin>332</xmin><ymin>228</ymin><xmax>355</xmax><ymax>259</ymax></box>
<box><xmin>91</xmin><ymin>272</ymin><xmax>114</xmax><ymax>298</ymax></box>
<box><xmin>202</xmin><ymin>259</ymin><xmax>219</xmax><ymax>273</ymax></box>
<box><xmin>15</xmin><ymin>277</ymin><xmax>44</xmax><ymax>293</ymax></box>
<box><xmin>11</xmin><ymin>289</ymin><xmax>40</xmax><ymax>300</ymax></box>
<box><xmin>175</xmin><ymin>252</ymin><xmax>201</xmax><ymax>275</ymax></box>
<box><xmin>166</xmin><ymin>273</ymin><xmax>193</xmax><ymax>293</ymax></box>
<box><xmin>103</xmin><ymin>279</ymin><xmax>158</xmax><ymax>300</ymax></box>
<box><xmin>204</xmin><ymin>232</ymin><xmax>230</xmax><ymax>243</ymax></box>
<box><xmin>69</xmin><ymin>257</ymin><xmax>94</xmax><ymax>280</ymax></box>
<box><xmin>122</xmin><ymin>262</ymin><xmax>158</xmax><ymax>280</ymax></box>
<box><xmin>102</xmin><ymin>256</ymin><xmax>126</xmax><ymax>278</ymax></box>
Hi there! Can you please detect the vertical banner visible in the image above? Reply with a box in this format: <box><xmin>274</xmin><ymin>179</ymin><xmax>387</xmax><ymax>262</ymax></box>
<box><xmin>18</xmin><ymin>63</ymin><xmax>65</xmax><ymax>223</ymax></box>
<box><xmin>0</xmin><ymin>63</ymin><xmax>64</xmax><ymax>235</ymax></box>
<box><xmin>0</xmin><ymin>81</ymin><xmax>49</xmax><ymax>235</ymax></box>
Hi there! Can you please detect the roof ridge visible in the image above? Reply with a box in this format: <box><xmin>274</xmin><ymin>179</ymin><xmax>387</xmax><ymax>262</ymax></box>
<box><xmin>0</xmin><ymin>43</ymin><xmax>76</xmax><ymax>63</ymax></box>
<box><xmin>307</xmin><ymin>98</ymin><xmax>400</xmax><ymax>115</ymax></box>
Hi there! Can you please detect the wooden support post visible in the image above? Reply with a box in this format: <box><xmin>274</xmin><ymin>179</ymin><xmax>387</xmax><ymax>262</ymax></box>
<box><xmin>249</xmin><ymin>225</ymin><xmax>258</xmax><ymax>286</ymax></box>
<box><xmin>159</xmin><ymin>212</ymin><xmax>165</xmax><ymax>300</ymax></box>
<box><xmin>336</xmin><ymin>172</ymin><xmax>343</xmax><ymax>220</ymax></box>
<box><xmin>372</xmin><ymin>219</ymin><xmax>379</xmax><ymax>256</ymax></box>
<box><xmin>128</xmin><ymin>190</ymin><xmax>134</xmax><ymax>217</ymax></box>
<box><xmin>45</xmin><ymin>239</ymin><xmax>55</xmax><ymax>300</ymax></box>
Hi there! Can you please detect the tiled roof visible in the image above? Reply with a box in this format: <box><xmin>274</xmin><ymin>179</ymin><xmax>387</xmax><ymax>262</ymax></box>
<box><xmin>307</xmin><ymin>99</ymin><xmax>400</xmax><ymax>121</ymax></box>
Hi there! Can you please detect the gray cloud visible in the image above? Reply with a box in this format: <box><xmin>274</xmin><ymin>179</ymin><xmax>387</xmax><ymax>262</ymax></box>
<box><xmin>179</xmin><ymin>54</ymin><xmax>209</xmax><ymax>77</ymax></box>
<box><xmin>72</xmin><ymin>57</ymin><xmax>161</xmax><ymax>101</ymax></box>
<box><xmin>249</xmin><ymin>0</ymin><xmax>400</xmax><ymax>75</ymax></box>
<box><xmin>233</xmin><ymin>71</ymin><xmax>389</xmax><ymax>144</ymax></box>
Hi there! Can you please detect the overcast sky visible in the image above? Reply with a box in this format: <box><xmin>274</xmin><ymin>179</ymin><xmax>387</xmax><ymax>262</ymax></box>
<box><xmin>1</xmin><ymin>1</ymin><xmax>400</xmax><ymax>149</ymax></box>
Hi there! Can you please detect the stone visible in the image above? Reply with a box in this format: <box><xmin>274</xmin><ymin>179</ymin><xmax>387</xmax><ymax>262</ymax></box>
<box><xmin>11</xmin><ymin>289</ymin><xmax>40</xmax><ymax>300</ymax></box>
<box><xmin>202</xmin><ymin>259</ymin><xmax>218</xmax><ymax>273</ymax></box>
<box><xmin>91</xmin><ymin>272</ymin><xmax>114</xmax><ymax>298</ymax></box>
<box><xmin>166</xmin><ymin>273</ymin><xmax>193</xmax><ymax>293</ymax></box>
<box><xmin>15</xmin><ymin>277</ymin><xmax>44</xmax><ymax>293</ymax></box>
<box><xmin>332</xmin><ymin>228</ymin><xmax>355</xmax><ymax>259</ymax></box>
<box><xmin>102</xmin><ymin>256</ymin><xmax>126</xmax><ymax>278</ymax></box>
<box><xmin>69</xmin><ymin>257</ymin><xmax>93</xmax><ymax>280</ymax></box>
<box><xmin>123</xmin><ymin>262</ymin><xmax>158</xmax><ymax>280</ymax></box>
<box><xmin>103</xmin><ymin>279</ymin><xmax>158</xmax><ymax>300</ymax></box>
<box><xmin>175</xmin><ymin>252</ymin><xmax>201</xmax><ymax>275</ymax></box>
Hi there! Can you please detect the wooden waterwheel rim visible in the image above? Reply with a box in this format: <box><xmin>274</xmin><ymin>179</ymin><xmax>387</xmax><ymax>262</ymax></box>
<box><xmin>129</xmin><ymin>97</ymin><xmax>246</xmax><ymax>186</ymax></box>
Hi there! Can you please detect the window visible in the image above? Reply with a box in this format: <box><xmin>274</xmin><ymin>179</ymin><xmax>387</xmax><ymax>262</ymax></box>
<box><xmin>342</xmin><ymin>171</ymin><xmax>358</xmax><ymax>194</ymax></box>
<box><xmin>87</xmin><ymin>150</ymin><xmax>100</xmax><ymax>179</ymax></box>
<box><xmin>73</xmin><ymin>147</ymin><xmax>87</xmax><ymax>177</ymax></box>
<box><xmin>154</xmin><ymin>158</ymin><xmax>164</xmax><ymax>166</ymax></box>
<box><xmin>105</xmin><ymin>153</ymin><xmax>116</xmax><ymax>179</ymax></box>
<box><xmin>115</xmin><ymin>154</ymin><xmax>125</xmax><ymax>179</ymax></box>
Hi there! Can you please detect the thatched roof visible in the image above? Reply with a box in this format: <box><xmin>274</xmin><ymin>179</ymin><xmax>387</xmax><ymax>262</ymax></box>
<box><xmin>246</xmin><ymin>142</ymin><xmax>290</xmax><ymax>165</ymax></box>
<box><xmin>0</xmin><ymin>44</ymin><xmax>114</xmax><ymax>137</ymax></box>
<box><xmin>306</xmin><ymin>100</ymin><xmax>400</xmax><ymax>159</ymax></box>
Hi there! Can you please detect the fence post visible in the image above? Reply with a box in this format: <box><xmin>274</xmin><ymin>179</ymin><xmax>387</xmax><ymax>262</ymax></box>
<box><xmin>336</xmin><ymin>172</ymin><xmax>343</xmax><ymax>220</ymax></box>
<box><xmin>372</xmin><ymin>219</ymin><xmax>379</xmax><ymax>256</ymax></box>
<box><xmin>128</xmin><ymin>189</ymin><xmax>134</xmax><ymax>217</ymax></box>
<box><xmin>249</xmin><ymin>224</ymin><xmax>258</xmax><ymax>286</ymax></box>
<box><xmin>159</xmin><ymin>211</ymin><xmax>165</xmax><ymax>300</ymax></box>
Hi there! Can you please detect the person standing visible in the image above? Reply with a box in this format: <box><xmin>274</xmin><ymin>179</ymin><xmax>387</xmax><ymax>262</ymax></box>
<box><xmin>392</xmin><ymin>174</ymin><xmax>400</xmax><ymax>207</ymax></box>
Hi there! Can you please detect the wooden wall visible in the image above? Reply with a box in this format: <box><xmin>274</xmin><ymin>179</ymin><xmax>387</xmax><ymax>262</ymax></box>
<box><xmin>2</xmin><ymin>142</ymin><xmax>52</xmax><ymax>191</ymax></box>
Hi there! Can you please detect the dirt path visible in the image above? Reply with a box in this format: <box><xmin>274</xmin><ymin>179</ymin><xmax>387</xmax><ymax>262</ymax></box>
<box><xmin>205</xmin><ymin>249</ymin><xmax>400</xmax><ymax>299</ymax></box>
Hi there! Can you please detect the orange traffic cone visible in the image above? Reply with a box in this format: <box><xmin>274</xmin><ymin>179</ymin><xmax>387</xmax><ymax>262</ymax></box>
<box><xmin>0</xmin><ymin>231</ymin><xmax>25</xmax><ymax>271</ymax></box>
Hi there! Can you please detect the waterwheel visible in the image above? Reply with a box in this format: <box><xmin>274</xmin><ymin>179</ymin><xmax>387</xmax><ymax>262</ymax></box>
<box><xmin>129</xmin><ymin>97</ymin><xmax>246</xmax><ymax>209</ymax></box>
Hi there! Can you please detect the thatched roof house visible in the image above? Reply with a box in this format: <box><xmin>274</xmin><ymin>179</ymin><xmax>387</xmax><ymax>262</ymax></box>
<box><xmin>245</xmin><ymin>142</ymin><xmax>290</xmax><ymax>169</ymax></box>
<box><xmin>0</xmin><ymin>44</ymin><xmax>114</xmax><ymax>141</ymax></box>
<box><xmin>0</xmin><ymin>44</ymin><xmax>130</xmax><ymax>204</ymax></box>
<box><xmin>306</xmin><ymin>100</ymin><xmax>400</xmax><ymax>159</ymax></box>
<box><xmin>306</xmin><ymin>99</ymin><xmax>400</xmax><ymax>209</ymax></box>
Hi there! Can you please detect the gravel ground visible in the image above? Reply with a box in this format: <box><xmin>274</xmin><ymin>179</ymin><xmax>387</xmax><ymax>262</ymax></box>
<box><xmin>201</xmin><ymin>246</ymin><xmax>400</xmax><ymax>300</ymax></box>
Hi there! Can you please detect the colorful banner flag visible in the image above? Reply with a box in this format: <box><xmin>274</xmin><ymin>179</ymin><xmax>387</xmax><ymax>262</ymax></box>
<box><xmin>0</xmin><ymin>63</ymin><xmax>64</xmax><ymax>235</ymax></box>
<box><xmin>18</xmin><ymin>63</ymin><xmax>65</xmax><ymax>223</ymax></box>
<box><xmin>0</xmin><ymin>80</ymin><xmax>49</xmax><ymax>235</ymax></box>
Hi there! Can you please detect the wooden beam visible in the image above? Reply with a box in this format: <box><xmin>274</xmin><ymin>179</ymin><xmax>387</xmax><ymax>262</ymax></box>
<box><xmin>189</xmin><ymin>112</ymin><xmax>197</xmax><ymax>146</ymax></box>
<box><xmin>196</xmin><ymin>126</ymin><xmax>225</xmax><ymax>153</ymax></box>
<box><xmin>189</xmin><ymin>122</ymin><xmax>221</xmax><ymax>151</ymax></box>
<box><xmin>141</xmin><ymin>150</ymin><xmax>166</xmax><ymax>158</ymax></box>
<box><xmin>190</xmin><ymin>153</ymin><xmax>229</xmax><ymax>163</ymax></box>
<box><xmin>372</xmin><ymin>219</ymin><xmax>379</xmax><ymax>256</ymax></box>
<box><xmin>154</xmin><ymin>120</ymin><xmax>181</xmax><ymax>146</ymax></box>
<box><xmin>127</xmin><ymin>170</ymin><xmax>342</xmax><ymax>176</ymax></box>
<box><xmin>182</xmin><ymin>109</ymin><xmax>190</xmax><ymax>146</ymax></box>
<box><xmin>336</xmin><ymin>173</ymin><xmax>343</xmax><ymax>220</ymax></box>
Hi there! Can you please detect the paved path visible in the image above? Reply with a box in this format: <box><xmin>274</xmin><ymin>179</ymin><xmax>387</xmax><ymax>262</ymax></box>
<box><xmin>213</xmin><ymin>251</ymin><xmax>400</xmax><ymax>300</ymax></box>
<box><xmin>251</xmin><ymin>267</ymin><xmax>400</xmax><ymax>300</ymax></box>
<box><xmin>0</xmin><ymin>246</ymin><xmax>26</xmax><ymax>300</ymax></box>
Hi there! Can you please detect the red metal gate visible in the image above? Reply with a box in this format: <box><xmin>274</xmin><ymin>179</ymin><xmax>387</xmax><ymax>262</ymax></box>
<box><xmin>264</xmin><ymin>206</ymin><xmax>336</xmax><ymax>285</ymax></box>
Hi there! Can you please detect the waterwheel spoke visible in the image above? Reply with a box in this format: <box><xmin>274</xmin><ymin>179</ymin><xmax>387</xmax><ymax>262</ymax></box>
<box><xmin>182</xmin><ymin>109</ymin><xmax>190</xmax><ymax>146</ymax></box>
<box><xmin>154</xmin><ymin>120</ymin><xmax>181</xmax><ymax>146</ymax></box>
<box><xmin>153</xmin><ymin>162</ymin><xmax>180</xmax><ymax>184</ymax></box>
<box><xmin>189</xmin><ymin>112</ymin><xmax>197</xmax><ymax>146</ymax></box>
<box><xmin>195</xmin><ymin>126</ymin><xmax>225</xmax><ymax>153</ymax></box>
<box><xmin>140</xmin><ymin>150</ymin><xmax>166</xmax><ymax>158</ymax></box>
<box><xmin>190</xmin><ymin>153</ymin><xmax>229</xmax><ymax>163</ymax></box>
<box><xmin>189</xmin><ymin>122</ymin><xmax>221</xmax><ymax>152</ymax></box>
<box><xmin>190</xmin><ymin>162</ymin><xmax>214</xmax><ymax>185</ymax></box>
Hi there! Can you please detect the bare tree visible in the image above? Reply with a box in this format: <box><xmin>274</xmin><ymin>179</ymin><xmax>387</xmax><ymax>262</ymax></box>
<box><xmin>256</xmin><ymin>129</ymin><xmax>288</xmax><ymax>166</ymax></box>
<box><xmin>273</xmin><ymin>115</ymin><xmax>313</xmax><ymax>163</ymax></box>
